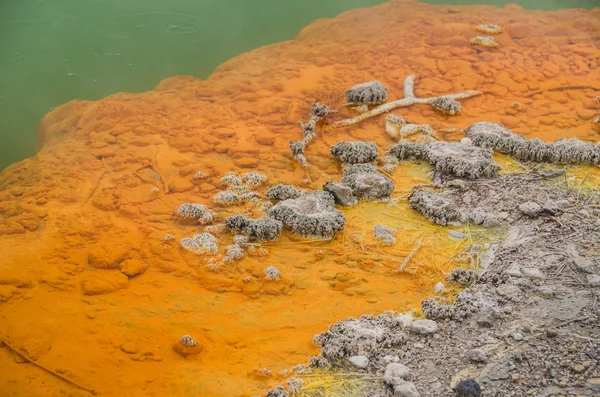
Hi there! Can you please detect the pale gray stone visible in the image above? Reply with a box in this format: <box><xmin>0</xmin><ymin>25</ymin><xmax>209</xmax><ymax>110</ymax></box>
<box><xmin>506</xmin><ymin>265</ymin><xmax>522</xmax><ymax>278</ymax></box>
<box><xmin>587</xmin><ymin>274</ymin><xmax>600</xmax><ymax>287</ymax></box>
<box><xmin>393</xmin><ymin>380</ymin><xmax>421</xmax><ymax>397</ymax></box>
<box><xmin>384</xmin><ymin>363</ymin><xmax>411</xmax><ymax>386</ymax></box>
<box><xmin>434</xmin><ymin>282</ymin><xmax>445</xmax><ymax>294</ymax></box>
<box><xmin>519</xmin><ymin>201</ymin><xmax>542</xmax><ymax>217</ymax></box>
<box><xmin>410</xmin><ymin>319</ymin><xmax>438</xmax><ymax>334</ymax></box>
<box><xmin>348</xmin><ymin>355</ymin><xmax>369</xmax><ymax>369</ymax></box>
<box><xmin>469</xmin><ymin>348</ymin><xmax>488</xmax><ymax>363</ymax></box>
<box><xmin>573</xmin><ymin>256</ymin><xmax>595</xmax><ymax>274</ymax></box>
<box><xmin>522</xmin><ymin>267</ymin><xmax>544</xmax><ymax>279</ymax></box>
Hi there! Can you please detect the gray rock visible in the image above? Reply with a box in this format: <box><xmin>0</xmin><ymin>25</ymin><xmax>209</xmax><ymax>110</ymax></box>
<box><xmin>384</xmin><ymin>363</ymin><xmax>411</xmax><ymax>386</ymax></box>
<box><xmin>410</xmin><ymin>319</ymin><xmax>439</xmax><ymax>334</ymax></box>
<box><xmin>373</xmin><ymin>224</ymin><xmax>397</xmax><ymax>246</ymax></box>
<box><xmin>393</xmin><ymin>380</ymin><xmax>421</xmax><ymax>397</ymax></box>
<box><xmin>383</xmin><ymin>355</ymin><xmax>400</xmax><ymax>364</ymax></box>
<box><xmin>323</xmin><ymin>181</ymin><xmax>357</xmax><ymax>207</ymax></box>
<box><xmin>519</xmin><ymin>202</ymin><xmax>542</xmax><ymax>217</ymax></box>
<box><xmin>522</xmin><ymin>267</ymin><xmax>544</xmax><ymax>279</ymax></box>
<box><xmin>542</xmin><ymin>200</ymin><xmax>564</xmax><ymax>215</ymax></box>
<box><xmin>470</xmin><ymin>207</ymin><xmax>486</xmax><ymax>225</ymax></box>
<box><xmin>476</xmin><ymin>305</ymin><xmax>499</xmax><ymax>328</ymax></box>
<box><xmin>348</xmin><ymin>355</ymin><xmax>369</xmax><ymax>369</ymax></box>
<box><xmin>448</xmin><ymin>230</ymin><xmax>466</xmax><ymax>240</ymax></box>
<box><xmin>506</xmin><ymin>265</ymin><xmax>522</xmax><ymax>278</ymax></box>
<box><xmin>453</xmin><ymin>378</ymin><xmax>481</xmax><ymax>397</ymax></box>
<box><xmin>434</xmin><ymin>282</ymin><xmax>445</xmax><ymax>294</ymax></box>
<box><xmin>469</xmin><ymin>348</ymin><xmax>488</xmax><ymax>363</ymax></box>
<box><xmin>512</xmin><ymin>332</ymin><xmax>524</xmax><ymax>341</ymax></box>
<box><xmin>482</xmin><ymin>216</ymin><xmax>500</xmax><ymax>227</ymax></box>
<box><xmin>573</xmin><ymin>256</ymin><xmax>595</xmax><ymax>274</ymax></box>
<box><xmin>587</xmin><ymin>274</ymin><xmax>600</xmax><ymax>286</ymax></box>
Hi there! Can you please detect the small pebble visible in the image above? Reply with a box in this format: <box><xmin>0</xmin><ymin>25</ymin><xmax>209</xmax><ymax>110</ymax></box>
<box><xmin>348</xmin><ymin>355</ymin><xmax>369</xmax><ymax>369</ymax></box>
<box><xmin>434</xmin><ymin>282</ymin><xmax>445</xmax><ymax>294</ymax></box>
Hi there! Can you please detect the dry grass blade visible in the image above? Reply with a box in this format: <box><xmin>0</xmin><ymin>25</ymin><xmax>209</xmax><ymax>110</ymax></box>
<box><xmin>576</xmin><ymin>172</ymin><xmax>591</xmax><ymax>200</ymax></box>
<box><xmin>397</xmin><ymin>238</ymin><xmax>423</xmax><ymax>272</ymax></box>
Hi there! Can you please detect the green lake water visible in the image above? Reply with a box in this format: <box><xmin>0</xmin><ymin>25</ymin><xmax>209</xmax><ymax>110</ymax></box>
<box><xmin>0</xmin><ymin>0</ymin><xmax>597</xmax><ymax>170</ymax></box>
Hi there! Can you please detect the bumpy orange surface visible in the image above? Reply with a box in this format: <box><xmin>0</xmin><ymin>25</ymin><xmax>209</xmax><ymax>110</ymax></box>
<box><xmin>1</xmin><ymin>1</ymin><xmax>599</xmax><ymax>396</ymax></box>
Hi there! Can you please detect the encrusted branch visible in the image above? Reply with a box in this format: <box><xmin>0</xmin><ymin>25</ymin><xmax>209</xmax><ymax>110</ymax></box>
<box><xmin>333</xmin><ymin>75</ymin><xmax>481</xmax><ymax>128</ymax></box>
<box><xmin>289</xmin><ymin>103</ymin><xmax>330</xmax><ymax>182</ymax></box>
<box><xmin>397</xmin><ymin>238</ymin><xmax>423</xmax><ymax>273</ymax></box>
<box><xmin>403</xmin><ymin>75</ymin><xmax>415</xmax><ymax>98</ymax></box>
<box><xmin>0</xmin><ymin>335</ymin><xmax>96</xmax><ymax>394</ymax></box>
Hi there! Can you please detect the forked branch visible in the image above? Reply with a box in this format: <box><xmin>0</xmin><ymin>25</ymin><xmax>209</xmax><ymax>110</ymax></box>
<box><xmin>333</xmin><ymin>75</ymin><xmax>481</xmax><ymax>128</ymax></box>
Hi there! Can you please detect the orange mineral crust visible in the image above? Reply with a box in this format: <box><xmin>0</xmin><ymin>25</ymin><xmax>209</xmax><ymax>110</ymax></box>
<box><xmin>1</xmin><ymin>1</ymin><xmax>599</xmax><ymax>396</ymax></box>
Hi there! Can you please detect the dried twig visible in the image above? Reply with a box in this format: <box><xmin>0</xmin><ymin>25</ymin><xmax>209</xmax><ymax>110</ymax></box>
<box><xmin>397</xmin><ymin>238</ymin><xmax>423</xmax><ymax>272</ymax></box>
<box><xmin>333</xmin><ymin>75</ymin><xmax>481</xmax><ymax>128</ymax></box>
<box><xmin>576</xmin><ymin>172</ymin><xmax>591</xmax><ymax>200</ymax></box>
<box><xmin>83</xmin><ymin>158</ymin><xmax>107</xmax><ymax>205</ymax></box>
<box><xmin>151</xmin><ymin>160</ymin><xmax>170</xmax><ymax>193</ymax></box>
<box><xmin>0</xmin><ymin>335</ymin><xmax>95</xmax><ymax>394</ymax></box>
<box><xmin>289</xmin><ymin>103</ymin><xmax>330</xmax><ymax>176</ymax></box>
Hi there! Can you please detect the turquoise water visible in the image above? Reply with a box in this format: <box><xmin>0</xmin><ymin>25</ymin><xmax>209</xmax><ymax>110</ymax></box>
<box><xmin>0</xmin><ymin>0</ymin><xmax>597</xmax><ymax>170</ymax></box>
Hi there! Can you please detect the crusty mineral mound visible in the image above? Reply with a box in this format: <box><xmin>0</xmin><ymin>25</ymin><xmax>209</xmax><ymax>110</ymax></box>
<box><xmin>341</xmin><ymin>164</ymin><xmax>395</xmax><ymax>200</ymax></box>
<box><xmin>387</xmin><ymin>141</ymin><xmax>500</xmax><ymax>179</ymax></box>
<box><xmin>330</xmin><ymin>141</ymin><xmax>378</xmax><ymax>164</ymax></box>
<box><xmin>225</xmin><ymin>214</ymin><xmax>283</xmax><ymax>242</ymax></box>
<box><xmin>466</xmin><ymin>122</ymin><xmax>600</xmax><ymax>165</ymax></box>
<box><xmin>409</xmin><ymin>190</ymin><xmax>465</xmax><ymax>226</ymax></box>
<box><xmin>268</xmin><ymin>191</ymin><xmax>346</xmax><ymax>239</ymax></box>
<box><xmin>345</xmin><ymin>80</ymin><xmax>388</xmax><ymax>105</ymax></box>
<box><xmin>265</xmin><ymin>184</ymin><xmax>307</xmax><ymax>201</ymax></box>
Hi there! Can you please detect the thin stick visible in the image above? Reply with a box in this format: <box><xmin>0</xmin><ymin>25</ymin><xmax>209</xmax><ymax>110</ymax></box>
<box><xmin>0</xmin><ymin>336</ymin><xmax>95</xmax><ymax>394</ymax></box>
<box><xmin>134</xmin><ymin>164</ymin><xmax>163</xmax><ymax>191</ymax></box>
<box><xmin>564</xmin><ymin>172</ymin><xmax>573</xmax><ymax>199</ymax></box>
<box><xmin>576</xmin><ymin>172</ymin><xmax>590</xmax><ymax>200</ymax></box>
<box><xmin>397</xmin><ymin>238</ymin><xmax>423</xmax><ymax>272</ymax></box>
<box><xmin>333</xmin><ymin>75</ymin><xmax>481</xmax><ymax>128</ymax></box>
<box><xmin>524</xmin><ymin>85</ymin><xmax>600</xmax><ymax>98</ymax></box>
<box><xmin>83</xmin><ymin>158</ymin><xmax>107</xmax><ymax>205</ymax></box>
<box><xmin>404</xmin><ymin>75</ymin><xmax>415</xmax><ymax>98</ymax></box>
<box><xmin>583</xmin><ymin>188</ymin><xmax>597</xmax><ymax>206</ymax></box>
<box><xmin>151</xmin><ymin>160</ymin><xmax>170</xmax><ymax>193</ymax></box>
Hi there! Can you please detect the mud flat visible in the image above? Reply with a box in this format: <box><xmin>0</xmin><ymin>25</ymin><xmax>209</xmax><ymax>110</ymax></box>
<box><xmin>1</xmin><ymin>0</ymin><xmax>599</xmax><ymax>396</ymax></box>
<box><xmin>279</xmin><ymin>157</ymin><xmax>600</xmax><ymax>396</ymax></box>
